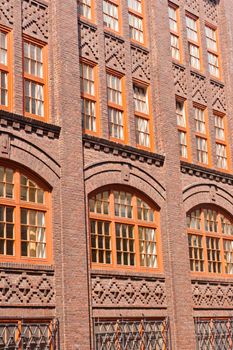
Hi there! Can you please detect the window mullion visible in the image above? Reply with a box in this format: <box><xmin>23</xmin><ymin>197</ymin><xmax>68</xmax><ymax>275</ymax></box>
<box><xmin>132</xmin><ymin>195</ymin><xmax>139</xmax><ymax>268</ymax></box>
<box><xmin>109</xmin><ymin>191</ymin><xmax>116</xmax><ymax>267</ymax></box>
<box><xmin>14</xmin><ymin>171</ymin><xmax>21</xmax><ymax>260</ymax></box>
<box><xmin>200</xmin><ymin>210</ymin><xmax>208</xmax><ymax>274</ymax></box>
<box><xmin>218</xmin><ymin>213</ymin><xmax>225</xmax><ymax>274</ymax></box>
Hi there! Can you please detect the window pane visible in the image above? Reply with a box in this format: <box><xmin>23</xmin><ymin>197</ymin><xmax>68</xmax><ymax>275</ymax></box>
<box><xmin>103</xmin><ymin>0</ymin><xmax>119</xmax><ymax>31</ymax></box>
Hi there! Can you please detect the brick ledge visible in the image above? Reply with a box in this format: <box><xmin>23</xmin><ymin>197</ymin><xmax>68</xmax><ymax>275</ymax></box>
<box><xmin>0</xmin><ymin>110</ymin><xmax>60</xmax><ymax>139</ymax></box>
<box><xmin>83</xmin><ymin>134</ymin><xmax>165</xmax><ymax>167</ymax></box>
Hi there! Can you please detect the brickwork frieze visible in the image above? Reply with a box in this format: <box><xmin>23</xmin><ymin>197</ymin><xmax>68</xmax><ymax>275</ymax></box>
<box><xmin>0</xmin><ymin>270</ymin><xmax>55</xmax><ymax>307</ymax></box>
<box><xmin>105</xmin><ymin>34</ymin><xmax>125</xmax><ymax>73</ymax></box>
<box><xmin>22</xmin><ymin>0</ymin><xmax>48</xmax><ymax>41</ymax></box>
<box><xmin>192</xmin><ymin>281</ymin><xmax>233</xmax><ymax>309</ymax></box>
<box><xmin>92</xmin><ymin>274</ymin><xmax>167</xmax><ymax>308</ymax></box>
<box><xmin>0</xmin><ymin>0</ymin><xmax>13</xmax><ymax>27</ymax></box>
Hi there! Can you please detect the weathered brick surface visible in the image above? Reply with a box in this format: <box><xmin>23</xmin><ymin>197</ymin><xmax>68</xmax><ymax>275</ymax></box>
<box><xmin>0</xmin><ymin>0</ymin><xmax>233</xmax><ymax>349</ymax></box>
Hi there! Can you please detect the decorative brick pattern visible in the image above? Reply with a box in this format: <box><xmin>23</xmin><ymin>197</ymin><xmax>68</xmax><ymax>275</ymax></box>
<box><xmin>92</xmin><ymin>275</ymin><xmax>167</xmax><ymax>308</ymax></box>
<box><xmin>191</xmin><ymin>72</ymin><xmax>207</xmax><ymax>105</ymax></box>
<box><xmin>211</xmin><ymin>81</ymin><xmax>227</xmax><ymax>112</ymax></box>
<box><xmin>79</xmin><ymin>22</ymin><xmax>99</xmax><ymax>62</ymax></box>
<box><xmin>105</xmin><ymin>34</ymin><xmax>125</xmax><ymax>72</ymax></box>
<box><xmin>0</xmin><ymin>271</ymin><xmax>55</xmax><ymax>306</ymax></box>
<box><xmin>192</xmin><ymin>281</ymin><xmax>233</xmax><ymax>308</ymax></box>
<box><xmin>173</xmin><ymin>64</ymin><xmax>187</xmax><ymax>97</ymax></box>
<box><xmin>131</xmin><ymin>46</ymin><xmax>150</xmax><ymax>81</ymax></box>
<box><xmin>22</xmin><ymin>0</ymin><xmax>48</xmax><ymax>41</ymax></box>
<box><xmin>185</xmin><ymin>0</ymin><xmax>200</xmax><ymax>14</ymax></box>
<box><xmin>0</xmin><ymin>0</ymin><xmax>13</xmax><ymax>26</ymax></box>
<box><xmin>203</xmin><ymin>0</ymin><xmax>218</xmax><ymax>23</ymax></box>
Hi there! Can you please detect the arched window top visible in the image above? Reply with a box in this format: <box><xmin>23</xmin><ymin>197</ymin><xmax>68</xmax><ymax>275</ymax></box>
<box><xmin>187</xmin><ymin>205</ymin><xmax>233</xmax><ymax>275</ymax></box>
<box><xmin>89</xmin><ymin>187</ymin><xmax>161</xmax><ymax>271</ymax></box>
<box><xmin>0</xmin><ymin>165</ymin><xmax>51</xmax><ymax>264</ymax></box>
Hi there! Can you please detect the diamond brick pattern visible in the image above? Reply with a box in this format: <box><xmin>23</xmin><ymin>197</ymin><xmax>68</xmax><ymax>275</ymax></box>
<box><xmin>131</xmin><ymin>46</ymin><xmax>150</xmax><ymax>81</ymax></box>
<box><xmin>192</xmin><ymin>281</ymin><xmax>233</xmax><ymax>308</ymax></box>
<box><xmin>105</xmin><ymin>34</ymin><xmax>125</xmax><ymax>72</ymax></box>
<box><xmin>211</xmin><ymin>81</ymin><xmax>227</xmax><ymax>112</ymax></box>
<box><xmin>0</xmin><ymin>0</ymin><xmax>13</xmax><ymax>26</ymax></box>
<box><xmin>203</xmin><ymin>0</ymin><xmax>218</xmax><ymax>23</ymax></box>
<box><xmin>191</xmin><ymin>72</ymin><xmax>207</xmax><ymax>105</ymax></box>
<box><xmin>0</xmin><ymin>271</ymin><xmax>55</xmax><ymax>306</ymax></box>
<box><xmin>22</xmin><ymin>0</ymin><xmax>48</xmax><ymax>41</ymax></box>
<box><xmin>79</xmin><ymin>22</ymin><xmax>99</xmax><ymax>62</ymax></box>
<box><xmin>185</xmin><ymin>0</ymin><xmax>200</xmax><ymax>13</ymax></box>
<box><xmin>92</xmin><ymin>276</ymin><xmax>166</xmax><ymax>308</ymax></box>
<box><xmin>173</xmin><ymin>64</ymin><xmax>187</xmax><ymax>97</ymax></box>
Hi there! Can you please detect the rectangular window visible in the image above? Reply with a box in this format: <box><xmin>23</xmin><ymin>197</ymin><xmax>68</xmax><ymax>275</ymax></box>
<box><xmin>103</xmin><ymin>0</ymin><xmax>119</xmax><ymax>32</ymax></box>
<box><xmin>133</xmin><ymin>84</ymin><xmax>151</xmax><ymax>148</ymax></box>
<box><xmin>94</xmin><ymin>318</ymin><xmax>170</xmax><ymax>349</ymax></box>
<box><xmin>195</xmin><ymin>318</ymin><xmax>233</xmax><ymax>350</ymax></box>
<box><xmin>0</xmin><ymin>320</ymin><xmax>58</xmax><ymax>349</ymax></box>
<box><xmin>0</xmin><ymin>206</ymin><xmax>14</xmax><ymax>256</ymax></box>
<box><xmin>196</xmin><ymin>137</ymin><xmax>208</xmax><ymax>164</ymax></box>
<box><xmin>0</xmin><ymin>29</ymin><xmax>10</xmax><ymax>110</ymax></box>
<box><xmin>90</xmin><ymin>220</ymin><xmax>111</xmax><ymax>264</ymax></box>
<box><xmin>176</xmin><ymin>99</ymin><xmax>189</xmax><ymax>159</ymax></box>
<box><xmin>224</xmin><ymin>240</ymin><xmax>233</xmax><ymax>274</ymax></box>
<box><xmin>188</xmin><ymin>234</ymin><xmax>204</xmax><ymax>272</ymax></box>
<box><xmin>186</xmin><ymin>15</ymin><xmax>201</xmax><ymax>70</ymax></box>
<box><xmin>205</xmin><ymin>25</ymin><xmax>220</xmax><ymax>78</ymax></box>
<box><xmin>116</xmin><ymin>223</ymin><xmax>135</xmax><ymax>266</ymax></box>
<box><xmin>107</xmin><ymin>73</ymin><xmax>125</xmax><ymax>140</ymax></box>
<box><xmin>139</xmin><ymin>227</ymin><xmax>157</xmax><ymax>268</ymax></box>
<box><xmin>214</xmin><ymin>114</ymin><xmax>228</xmax><ymax>170</ymax></box>
<box><xmin>194</xmin><ymin>107</ymin><xmax>206</xmax><ymax>134</ymax></box>
<box><xmin>194</xmin><ymin>106</ymin><xmax>209</xmax><ymax>165</ymax></box>
<box><xmin>79</xmin><ymin>0</ymin><xmax>92</xmax><ymax>19</ymax></box>
<box><xmin>128</xmin><ymin>0</ymin><xmax>144</xmax><ymax>44</ymax></box>
<box><xmin>24</xmin><ymin>40</ymin><xmax>47</xmax><ymax>119</ymax></box>
<box><xmin>168</xmin><ymin>5</ymin><xmax>181</xmax><ymax>61</ymax></box>
<box><xmin>21</xmin><ymin>209</ymin><xmax>46</xmax><ymax>259</ymax></box>
<box><xmin>216</xmin><ymin>143</ymin><xmax>227</xmax><ymax>170</ymax></box>
<box><xmin>206</xmin><ymin>236</ymin><xmax>221</xmax><ymax>273</ymax></box>
<box><xmin>80</xmin><ymin>61</ymin><xmax>97</xmax><ymax>133</ymax></box>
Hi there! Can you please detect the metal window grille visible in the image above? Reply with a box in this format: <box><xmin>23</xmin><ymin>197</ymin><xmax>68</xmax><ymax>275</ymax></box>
<box><xmin>0</xmin><ymin>319</ymin><xmax>59</xmax><ymax>350</ymax></box>
<box><xmin>94</xmin><ymin>318</ymin><xmax>171</xmax><ymax>350</ymax></box>
<box><xmin>195</xmin><ymin>318</ymin><xmax>233</xmax><ymax>350</ymax></box>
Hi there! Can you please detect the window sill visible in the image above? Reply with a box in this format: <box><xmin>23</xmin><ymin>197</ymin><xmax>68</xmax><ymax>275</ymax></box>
<box><xmin>0</xmin><ymin>109</ymin><xmax>60</xmax><ymax>139</ymax></box>
<box><xmin>191</xmin><ymin>274</ymin><xmax>233</xmax><ymax>284</ymax></box>
<box><xmin>0</xmin><ymin>260</ymin><xmax>54</xmax><ymax>272</ymax></box>
<box><xmin>91</xmin><ymin>268</ymin><xmax>165</xmax><ymax>280</ymax></box>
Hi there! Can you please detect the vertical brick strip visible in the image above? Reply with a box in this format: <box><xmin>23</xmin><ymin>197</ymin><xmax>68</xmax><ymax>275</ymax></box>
<box><xmin>50</xmin><ymin>0</ymin><xmax>91</xmax><ymax>348</ymax></box>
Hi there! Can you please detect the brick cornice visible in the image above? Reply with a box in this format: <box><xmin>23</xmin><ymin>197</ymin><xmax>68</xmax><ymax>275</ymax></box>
<box><xmin>0</xmin><ymin>110</ymin><xmax>61</xmax><ymax>139</ymax></box>
<box><xmin>83</xmin><ymin>134</ymin><xmax>165</xmax><ymax>167</ymax></box>
<box><xmin>181</xmin><ymin>161</ymin><xmax>233</xmax><ymax>185</ymax></box>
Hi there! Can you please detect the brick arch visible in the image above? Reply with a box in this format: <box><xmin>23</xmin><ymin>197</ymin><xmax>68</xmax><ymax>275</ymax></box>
<box><xmin>0</xmin><ymin>132</ymin><xmax>60</xmax><ymax>188</ymax></box>
<box><xmin>84</xmin><ymin>161</ymin><xmax>166</xmax><ymax>209</ymax></box>
<box><xmin>183</xmin><ymin>182</ymin><xmax>233</xmax><ymax>216</ymax></box>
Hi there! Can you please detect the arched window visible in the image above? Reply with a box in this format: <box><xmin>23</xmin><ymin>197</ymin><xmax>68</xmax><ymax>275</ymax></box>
<box><xmin>187</xmin><ymin>206</ymin><xmax>233</xmax><ymax>275</ymax></box>
<box><xmin>89</xmin><ymin>187</ymin><xmax>161</xmax><ymax>270</ymax></box>
<box><xmin>0</xmin><ymin>165</ymin><xmax>51</xmax><ymax>263</ymax></box>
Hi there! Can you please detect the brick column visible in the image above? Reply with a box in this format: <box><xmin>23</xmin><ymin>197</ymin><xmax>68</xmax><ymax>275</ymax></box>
<box><xmin>12</xmin><ymin>0</ymin><xmax>23</xmax><ymax>115</ymax></box>
<box><xmin>149</xmin><ymin>1</ymin><xmax>196</xmax><ymax>349</ymax></box>
<box><xmin>50</xmin><ymin>0</ymin><xmax>91</xmax><ymax>348</ymax></box>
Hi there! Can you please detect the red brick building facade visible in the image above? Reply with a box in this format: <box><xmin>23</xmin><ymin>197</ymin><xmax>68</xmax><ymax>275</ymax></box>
<box><xmin>0</xmin><ymin>0</ymin><xmax>233</xmax><ymax>349</ymax></box>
